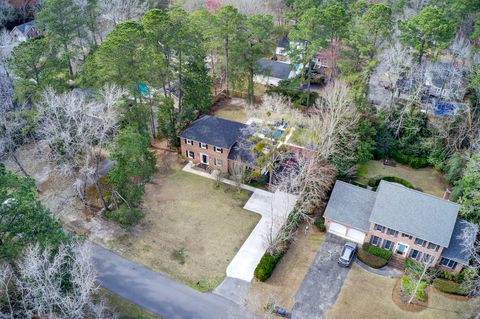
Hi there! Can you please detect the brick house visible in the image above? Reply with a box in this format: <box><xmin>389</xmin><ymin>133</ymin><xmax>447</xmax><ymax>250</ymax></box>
<box><xmin>324</xmin><ymin>180</ymin><xmax>473</xmax><ymax>274</ymax></box>
<box><xmin>178</xmin><ymin>115</ymin><xmax>256</xmax><ymax>174</ymax></box>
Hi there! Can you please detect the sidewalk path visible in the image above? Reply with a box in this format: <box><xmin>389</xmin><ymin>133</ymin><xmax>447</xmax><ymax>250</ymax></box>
<box><xmin>91</xmin><ymin>243</ymin><xmax>256</xmax><ymax>319</ymax></box>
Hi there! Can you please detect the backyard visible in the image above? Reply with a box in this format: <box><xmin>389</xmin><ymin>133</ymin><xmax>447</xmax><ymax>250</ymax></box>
<box><xmin>325</xmin><ymin>265</ymin><xmax>480</xmax><ymax>319</ymax></box>
<box><xmin>107</xmin><ymin>151</ymin><xmax>261</xmax><ymax>292</ymax></box>
<box><xmin>356</xmin><ymin>160</ymin><xmax>449</xmax><ymax>198</ymax></box>
<box><xmin>211</xmin><ymin>97</ymin><xmax>248</xmax><ymax>123</ymax></box>
<box><xmin>245</xmin><ymin>224</ymin><xmax>324</xmax><ymax>314</ymax></box>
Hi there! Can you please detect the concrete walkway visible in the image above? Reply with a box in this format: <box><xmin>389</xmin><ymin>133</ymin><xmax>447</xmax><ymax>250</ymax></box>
<box><xmin>91</xmin><ymin>243</ymin><xmax>255</xmax><ymax>319</ymax></box>
<box><xmin>354</xmin><ymin>259</ymin><xmax>403</xmax><ymax>278</ymax></box>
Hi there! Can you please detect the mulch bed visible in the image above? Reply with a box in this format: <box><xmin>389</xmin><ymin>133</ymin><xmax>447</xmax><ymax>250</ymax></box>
<box><xmin>391</xmin><ymin>279</ymin><xmax>428</xmax><ymax>313</ymax></box>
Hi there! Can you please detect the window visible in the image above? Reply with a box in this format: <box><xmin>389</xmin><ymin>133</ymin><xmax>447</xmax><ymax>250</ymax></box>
<box><xmin>370</xmin><ymin>235</ymin><xmax>381</xmax><ymax>247</ymax></box>
<box><xmin>185</xmin><ymin>139</ymin><xmax>193</xmax><ymax>145</ymax></box>
<box><xmin>427</xmin><ymin>243</ymin><xmax>438</xmax><ymax>250</ymax></box>
<box><xmin>215</xmin><ymin>158</ymin><xmax>223</xmax><ymax>167</ymax></box>
<box><xmin>387</xmin><ymin>228</ymin><xmax>398</xmax><ymax>237</ymax></box>
<box><xmin>374</xmin><ymin>224</ymin><xmax>385</xmax><ymax>233</ymax></box>
<box><xmin>434</xmin><ymin>86</ymin><xmax>442</xmax><ymax>95</ymax></box>
<box><xmin>423</xmin><ymin>253</ymin><xmax>433</xmax><ymax>264</ymax></box>
<box><xmin>409</xmin><ymin>249</ymin><xmax>422</xmax><ymax>261</ymax></box>
<box><xmin>383</xmin><ymin>240</ymin><xmax>394</xmax><ymax>251</ymax></box>
<box><xmin>414</xmin><ymin>238</ymin><xmax>425</xmax><ymax>246</ymax></box>
<box><xmin>214</xmin><ymin>146</ymin><xmax>223</xmax><ymax>153</ymax></box>
<box><xmin>440</xmin><ymin>257</ymin><xmax>458</xmax><ymax>269</ymax></box>
<box><xmin>186</xmin><ymin>150</ymin><xmax>194</xmax><ymax>159</ymax></box>
<box><xmin>402</xmin><ymin>233</ymin><xmax>413</xmax><ymax>239</ymax></box>
<box><xmin>200</xmin><ymin>142</ymin><xmax>208</xmax><ymax>149</ymax></box>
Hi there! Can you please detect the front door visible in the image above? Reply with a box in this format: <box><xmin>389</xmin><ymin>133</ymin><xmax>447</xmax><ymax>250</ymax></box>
<box><xmin>201</xmin><ymin>154</ymin><xmax>208</xmax><ymax>164</ymax></box>
<box><xmin>396</xmin><ymin>243</ymin><xmax>408</xmax><ymax>256</ymax></box>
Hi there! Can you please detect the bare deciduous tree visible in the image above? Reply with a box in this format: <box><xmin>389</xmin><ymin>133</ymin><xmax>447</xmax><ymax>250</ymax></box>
<box><xmin>37</xmin><ymin>85</ymin><xmax>125</xmax><ymax>211</ymax></box>
<box><xmin>404</xmin><ymin>255</ymin><xmax>436</xmax><ymax>304</ymax></box>
<box><xmin>459</xmin><ymin>221</ymin><xmax>480</xmax><ymax>296</ymax></box>
<box><xmin>0</xmin><ymin>241</ymin><xmax>117</xmax><ymax>319</ymax></box>
<box><xmin>98</xmin><ymin>0</ymin><xmax>148</xmax><ymax>25</ymax></box>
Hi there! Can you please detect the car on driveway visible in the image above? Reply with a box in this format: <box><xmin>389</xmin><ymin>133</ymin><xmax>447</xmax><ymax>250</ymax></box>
<box><xmin>338</xmin><ymin>242</ymin><xmax>357</xmax><ymax>267</ymax></box>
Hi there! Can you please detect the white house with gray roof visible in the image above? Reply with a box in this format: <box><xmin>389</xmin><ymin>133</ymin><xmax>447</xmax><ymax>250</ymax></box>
<box><xmin>324</xmin><ymin>180</ymin><xmax>473</xmax><ymax>274</ymax></box>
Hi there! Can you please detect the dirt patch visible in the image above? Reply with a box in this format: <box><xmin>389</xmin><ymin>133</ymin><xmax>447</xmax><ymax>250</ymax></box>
<box><xmin>245</xmin><ymin>225</ymin><xmax>324</xmax><ymax>314</ymax></box>
<box><xmin>210</xmin><ymin>97</ymin><xmax>248</xmax><ymax>123</ymax></box>
<box><xmin>325</xmin><ymin>265</ymin><xmax>480</xmax><ymax>319</ymax></box>
<box><xmin>356</xmin><ymin>160</ymin><xmax>449</xmax><ymax>198</ymax></box>
<box><xmin>107</xmin><ymin>152</ymin><xmax>261</xmax><ymax>292</ymax></box>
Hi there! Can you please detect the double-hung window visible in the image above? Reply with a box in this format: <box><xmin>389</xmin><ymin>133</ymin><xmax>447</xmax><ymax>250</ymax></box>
<box><xmin>414</xmin><ymin>238</ymin><xmax>425</xmax><ymax>246</ymax></box>
<box><xmin>199</xmin><ymin>142</ymin><xmax>208</xmax><ymax>149</ymax></box>
<box><xmin>387</xmin><ymin>228</ymin><xmax>398</xmax><ymax>237</ymax></box>
<box><xmin>370</xmin><ymin>235</ymin><xmax>381</xmax><ymax>247</ymax></box>
<box><xmin>440</xmin><ymin>257</ymin><xmax>457</xmax><ymax>269</ymax></box>
<box><xmin>383</xmin><ymin>240</ymin><xmax>394</xmax><ymax>251</ymax></box>
<box><xmin>409</xmin><ymin>249</ymin><xmax>422</xmax><ymax>261</ymax></box>
<box><xmin>427</xmin><ymin>242</ymin><xmax>438</xmax><ymax>250</ymax></box>
<box><xmin>214</xmin><ymin>146</ymin><xmax>223</xmax><ymax>153</ymax></box>
<box><xmin>185</xmin><ymin>139</ymin><xmax>193</xmax><ymax>145</ymax></box>
<box><xmin>215</xmin><ymin>158</ymin><xmax>223</xmax><ymax>167</ymax></box>
<box><xmin>374</xmin><ymin>224</ymin><xmax>385</xmax><ymax>233</ymax></box>
<box><xmin>401</xmin><ymin>233</ymin><xmax>413</xmax><ymax>239</ymax></box>
<box><xmin>186</xmin><ymin>151</ymin><xmax>194</xmax><ymax>159</ymax></box>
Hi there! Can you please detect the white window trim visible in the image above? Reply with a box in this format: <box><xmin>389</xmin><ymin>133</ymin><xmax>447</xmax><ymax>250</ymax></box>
<box><xmin>214</xmin><ymin>146</ymin><xmax>223</xmax><ymax>153</ymax></box>
<box><xmin>200</xmin><ymin>153</ymin><xmax>208</xmax><ymax>164</ymax></box>
<box><xmin>215</xmin><ymin>158</ymin><xmax>223</xmax><ymax>166</ymax></box>
<box><xmin>187</xmin><ymin>151</ymin><xmax>194</xmax><ymax>159</ymax></box>
<box><xmin>414</xmin><ymin>238</ymin><xmax>425</xmax><ymax>246</ymax></box>
<box><xmin>200</xmin><ymin>143</ymin><xmax>208</xmax><ymax>149</ymax></box>
<box><xmin>186</xmin><ymin>139</ymin><xmax>193</xmax><ymax>145</ymax></box>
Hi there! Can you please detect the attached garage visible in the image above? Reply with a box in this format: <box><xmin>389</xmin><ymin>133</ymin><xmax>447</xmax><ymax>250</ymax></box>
<box><xmin>327</xmin><ymin>221</ymin><xmax>366</xmax><ymax>244</ymax></box>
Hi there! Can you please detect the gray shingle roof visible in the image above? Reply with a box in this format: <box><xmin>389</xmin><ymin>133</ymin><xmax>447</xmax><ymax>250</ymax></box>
<box><xmin>370</xmin><ymin>181</ymin><xmax>459</xmax><ymax>247</ymax></box>
<box><xmin>277</xmin><ymin>38</ymin><xmax>289</xmax><ymax>48</ymax></box>
<box><xmin>227</xmin><ymin>142</ymin><xmax>257</xmax><ymax>165</ymax></box>
<box><xmin>14</xmin><ymin>20</ymin><xmax>36</xmax><ymax>34</ymax></box>
<box><xmin>324</xmin><ymin>181</ymin><xmax>377</xmax><ymax>232</ymax></box>
<box><xmin>441</xmin><ymin>219</ymin><xmax>475</xmax><ymax>265</ymax></box>
<box><xmin>258</xmin><ymin>59</ymin><xmax>293</xmax><ymax>80</ymax></box>
<box><xmin>178</xmin><ymin>115</ymin><xmax>247</xmax><ymax>149</ymax></box>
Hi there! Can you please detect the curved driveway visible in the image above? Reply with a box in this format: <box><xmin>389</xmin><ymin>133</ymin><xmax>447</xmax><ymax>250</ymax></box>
<box><xmin>91</xmin><ymin>243</ymin><xmax>256</xmax><ymax>319</ymax></box>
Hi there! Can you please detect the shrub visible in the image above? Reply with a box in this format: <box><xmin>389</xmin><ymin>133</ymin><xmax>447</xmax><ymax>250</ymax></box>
<box><xmin>266</xmin><ymin>86</ymin><xmax>318</xmax><ymax>108</ymax></box>
<box><xmin>314</xmin><ymin>218</ymin><xmax>326</xmax><ymax>232</ymax></box>
<box><xmin>390</xmin><ymin>151</ymin><xmax>429</xmax><ymax>169</ymax></box>
<box><xmin>433</xmin><ymin>278</ymin><xmax>470</xmax><ymax>296</ymax></box>
<box><xmin>104</xmin><ymin>206</ymin><xmax>144</xmax><ymax>229</ymax></box>
<box><xmin>381</xmin><ymin>176</ymin><xmax>414</xmax><ymax>189</ymax></box>
<box><xmin>254</xmin><ymin>252</ymin><xmax>285</xmax><ymax>282</ymax></box>
<box><xmin>401</xmin><ymin>277</ymin><xmax>427</xmax><ymax>302</ymax></box>
<box><xmin>357</xmin><ymin>249</ymin><xmax>389</xmax><ymax>268</ymax></box>
<box><xmin>363</xmin><ymin>243</ymin><xmax>392</xmax><ymax>260</ymax></box>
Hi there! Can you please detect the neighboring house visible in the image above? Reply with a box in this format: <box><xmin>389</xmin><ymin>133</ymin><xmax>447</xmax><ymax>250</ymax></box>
<box><xmin>10</xmin><ymin>20</ymin><xmax>40</xmax><ymax>42</ymax></box>
<box><xmin>178</xmin><ymin>115</ymin><xmax>251</xmax><ymax>174</ymax></box>
<box><xmin>254</xmin><ymin>59</ymin><xmax>298</xmax><ymax>86</ymax></box>
<box><xmin>324</xmin><ymin>180</ymin><xmax>473</xmax><ymax>274</ymax></box>
<box><xmin>276</xmin><ymin>38</ymin><xmax>290</xmax><ymax>56</ymax></box>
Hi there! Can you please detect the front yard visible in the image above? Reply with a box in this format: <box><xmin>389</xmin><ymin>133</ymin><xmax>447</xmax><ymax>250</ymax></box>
<box><xmin>356</xmin><ymin>160</ymin><xmax>449</xmax><ymax>197</ymax></box>
<box><xmin>107</xmin><ymin>152</ymin><xmax>261</xmax><ymax>292</ymax></box>
<box><xmin>325</xmin><ymin>265</ymin><xmax>480</xmax><ymax>319</ymax></box>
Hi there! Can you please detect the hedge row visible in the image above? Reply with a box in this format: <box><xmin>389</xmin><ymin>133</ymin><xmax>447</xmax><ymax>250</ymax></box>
<box><xmin>390</xmin><ymin>151</ymin><xmax>429</xmax><ymax>169</ymax></box>
<box><xmin>314</xmin><ymin>218</ymin><xmax>326</xmax><ymax>232</ymax></box>
<box><xmin>254</xmin><ymin>252</ymin><xmax>285</xmax><ymax>282</ymax></box>
<box><xmin>433</xmin><ymin>278</ymin><xmax>470</xmax><ymax>296</ymax></box>
<box><xmin>368</xmin><ymin>176</ymin><xmax>414</xmax><ymax>189</ymax></box>
<box><xmin>363</xmin><ymin>243</ymin><xmax>392</xmax><ymax>261</ymax></box>
<box><xmin>357</xmin><ymin>249</ymin><xmax>389</xmax><ymax>268</ymax></box>
<box><xmin>266</xmin><ymin>86</ymin><xmax>318</xmax><ymax>108</ymax></box>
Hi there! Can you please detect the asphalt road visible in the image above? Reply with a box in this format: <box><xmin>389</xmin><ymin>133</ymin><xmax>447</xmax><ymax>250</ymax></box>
<box><xmin>91</xmin><ymin>243</ymin><xmax>256</xmax><ymax>319</ymax></box>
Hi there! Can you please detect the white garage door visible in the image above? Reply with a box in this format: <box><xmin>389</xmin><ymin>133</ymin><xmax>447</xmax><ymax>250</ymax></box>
<box><xmin>346</xmin><ymin>228</ymin><xmax>366</xmax><ymax>244</ymax></box>
<box><xmin>329</xmin><ymin>222</ymin><xmax>347</xmax><ymax>236</ymax></box>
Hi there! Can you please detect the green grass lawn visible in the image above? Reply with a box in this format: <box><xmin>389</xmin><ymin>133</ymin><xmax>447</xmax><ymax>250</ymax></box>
<box><xmin>355</xmin><ymin>160</ymin><xmax>449</xmax><ymax>198</ymax></box>
<box><xmin>102</xmin><ymin>289</ymin><xmax>161</xmax><ymax>319</ymax></box>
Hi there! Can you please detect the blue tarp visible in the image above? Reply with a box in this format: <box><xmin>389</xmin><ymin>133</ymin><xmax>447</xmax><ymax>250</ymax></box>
<box><xmin>432</xmin><ymin>99</ymin><xmax>455</xmax><ymax>116</ymax></box>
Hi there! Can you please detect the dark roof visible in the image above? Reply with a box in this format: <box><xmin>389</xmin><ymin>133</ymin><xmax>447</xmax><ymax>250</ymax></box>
<box><xmin>227</xmin><ymin>141</ymin><xmax>258</xmax><ymax>165</ymax></box>
<box><xmin>178</xmin><ymin>115</ymin><xmax>247</xmax><ymax>149</ymax></box>
<box><xmin>370</xmin><ymin>181</ymin><xmax>459</xmax><ymax>247</ymax></box>
<box><xmin>277</xmin><ymin>37</ymin><xmax>290</xmax><ymax>48</ymax></box>
<box><xmin>258</xmin><ymin>59</ymin><xmax>293</xmax><ymax>80</ymax></box>
<box><xmin>14</xmin><ymin>20</ymin><xmax>36</xmax><ymax>34</ymax></box>
<box><xmin>441</xmin><ymin>219</ymin><xmax>475</xmax><ymax>265</ymax></box>
<box><xmin>324</xmin><ymin>181</ymin><xmax>377</xmax><ymax>232</ymax></box>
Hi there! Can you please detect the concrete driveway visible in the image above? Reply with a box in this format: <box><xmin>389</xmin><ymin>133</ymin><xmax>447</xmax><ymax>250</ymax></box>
<box><xmin>291</xmin><ymin>234</ymin><xmax>351</xmax><ymax>319</ymax></box>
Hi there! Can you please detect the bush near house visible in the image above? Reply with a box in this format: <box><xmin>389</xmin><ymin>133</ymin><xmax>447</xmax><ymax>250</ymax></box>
<box><xmin>363</xmin><ymin>243</ymin><xmax>392</xmax><ymax>260</ymax></box>
<box><xmin>314</xmin><ymin>218</ymin><xmax>326</xmax><ymax>232</ymax></box>
<box><xmin>368</xmin><ymin>176</ymin><xmax>414</xmax><ymax>190</ymax></box>
<box><xmin>432</xmin><ymin>278</ymin><xmax>470</xmax><ymax>296</ymax></box>
<box><xmin>401</xmin><ymin>277</ymin><xmax>427</xmax><ymax>302</ymax></box>
<box><xmin>254</xmin><ymin>252</ymin><xmax>285</xmax><ymax>282</ymax></box>
<box><xmin>357</xmin><ymin>249</ymin><xmax>389</xmax><ymax>268</ymax></box>
<box><xmin>390</xmin><ymin>151</ymin><xmax>429</xmax><ymax>169</ymax></box>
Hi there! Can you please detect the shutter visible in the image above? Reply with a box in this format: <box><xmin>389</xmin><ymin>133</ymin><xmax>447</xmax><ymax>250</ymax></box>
<box><xmin>221</xmin><ymin>148</ymin><xmax>223</xmax><ymax>153</ymax></box>
<box><xmin>206</xmin><ymin>144</ymin><xmax>208</xmax><ymax>150</ymax></box>
<box><xmin>186</xmin><ymin>150</ymin><xmax>188</xmax><ymax>157</ymax></box>
<box><xmin>192</xmin><ymin>152</ymin><xmax>195</xmax><ymax>159</ymax></box>
<box><xmin>184</xmin><ymin>139</ymin><xmax>187</xmax><ymax>144</ymax></box>
<box><xmin>199</xmin><ymin>142</ymin><xmax>201</xmax><ymax>147</ymax></box>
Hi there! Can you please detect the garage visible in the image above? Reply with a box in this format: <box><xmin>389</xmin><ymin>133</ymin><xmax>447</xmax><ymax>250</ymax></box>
<box><xmin>328</xmin><ymin>222</ymin><xmax>366</xmax><ymax>244</ymax></box>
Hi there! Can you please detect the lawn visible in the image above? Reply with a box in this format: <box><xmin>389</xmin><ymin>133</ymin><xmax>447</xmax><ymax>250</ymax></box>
<box><xmin>324</xmin><ymin>265</ymin><xmax>480</xmax><ymax>319</ymax></box>
<box><xmin>102</xmin><ymin>289</ymin><xmax>161</xmax><ymax>319</ymax></box>
<box><xmin>245</xmin><ymin>224</ymin><xmax>324</xmax><ymax>314</ymax></box>
<box><xmin>107</xmin><ymin>152</ymin><xmax>261</xmax><ymax>292</ymax></box>
<box><xmin>356</xmin><ymin>160</ymin><xmax>449</xmax><ymax>198</ymax></box>
<box><xmin>211</xmin><ymin>97</ymin><xmax>248</xmax><ymax>123</ymax></box>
